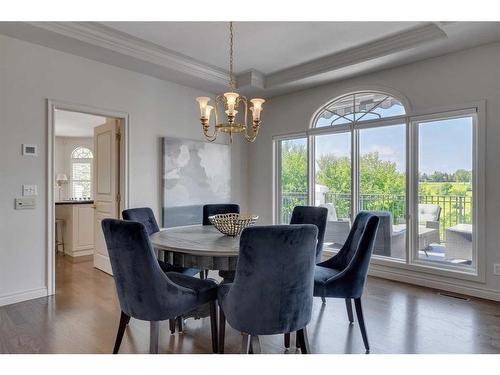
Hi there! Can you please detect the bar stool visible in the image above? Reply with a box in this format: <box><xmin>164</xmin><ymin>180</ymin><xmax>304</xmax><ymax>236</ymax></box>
<box><xmin>55</xmin><ymin>219</ymin><xmax>65</xmax><ymax>255</ymax></box>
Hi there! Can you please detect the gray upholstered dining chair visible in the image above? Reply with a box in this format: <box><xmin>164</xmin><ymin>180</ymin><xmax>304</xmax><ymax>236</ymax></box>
<box><xmin>290</xmin><ymin>205</ymin><xmax>328</xmax><ymax>263</ymax></box>
<box><xmin>101</xmin><ymin>219</ymin><xmax>219</xmax><ymax>354</ymax></box>
<box><xmin>202</xmin><ymin>204</ymin><xmax>240</xmax><ymax>281</ymax></box>
<box><xmin>202</xmin><ymin>204</ymin><xmax>240</xmax><ymax>225</ymax></box>
<box><xmin>218</xmin><ymin>225</ymin><xmax>318</xmax><ymax>354</ymax></box>
<box><xmin>283</xmin><ymin>205</ymin><xmax>328</xmax><ymax>349</ymax></box>
<box><xmin>122</xmin><ymin>207</ymin><xmax>200</xmax><ymax>276</ymax></box>
<box><xmin>313</xmin><ymin>212</ymin><xmax>379</xmax><ymax>352</ymax></box>
<box><xmin>122</xmin><ymin>207</ymin><xmax>203</xmax><ymax>334</ymax></box>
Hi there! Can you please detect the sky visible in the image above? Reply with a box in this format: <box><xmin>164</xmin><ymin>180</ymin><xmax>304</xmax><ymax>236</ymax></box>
<box><xmin>288</xmin><ymin>116</ymin><xmax>473</xmax><ymax>175</ymax></box>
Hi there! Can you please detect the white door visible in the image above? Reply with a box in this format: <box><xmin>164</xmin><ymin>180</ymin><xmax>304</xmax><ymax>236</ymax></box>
<box><xmin>93</xmin><ymin>119</ymin><xmax>120</xmax><ymax>274</ymax></box>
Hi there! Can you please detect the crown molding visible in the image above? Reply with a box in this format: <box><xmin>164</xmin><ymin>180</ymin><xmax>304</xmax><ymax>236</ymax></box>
<box><xmin>2</xmin><ymin>21</ymin><xmax>478</xmax><ymax>98</ymax></box>
<box><xmin>266</xmin><ymin>23</ymin><xmax>447</xmax><ymax>88</ymax></box>
<box><xmin>28</xmin><ymin>22</ymin><xmax>230</xmax><ymax>87</ymax></box>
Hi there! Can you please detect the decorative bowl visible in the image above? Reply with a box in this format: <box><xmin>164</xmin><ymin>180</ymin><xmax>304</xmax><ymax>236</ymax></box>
<box><xmin>209</xmin><ymin>213</ymin><xmax>259</xmax><ymax>237</ymax></box>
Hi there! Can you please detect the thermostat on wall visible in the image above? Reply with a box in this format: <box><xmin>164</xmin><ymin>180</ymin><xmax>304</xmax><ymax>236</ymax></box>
<box><xmin>22</xmin><ymin>144</ymin><xmax>38</xmax><ymax>156</ymax></box>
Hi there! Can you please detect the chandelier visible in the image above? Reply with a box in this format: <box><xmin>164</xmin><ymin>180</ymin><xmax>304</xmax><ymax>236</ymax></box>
<box><xmin>196</xmin><ymin>22</ymin><xmax>265</xmax><ymax>143</ymax></box>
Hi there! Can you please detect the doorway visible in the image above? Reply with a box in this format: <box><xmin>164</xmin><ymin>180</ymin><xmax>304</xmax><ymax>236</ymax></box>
<box><xmin>47</xmin><ymin>101</ymin><xmax>129</xmax><ymax>296</ymax></box>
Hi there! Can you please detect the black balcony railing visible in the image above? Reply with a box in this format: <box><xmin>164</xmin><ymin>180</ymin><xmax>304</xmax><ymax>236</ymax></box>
<box><xmin>281</xmin><ymin>192</ymin><xmax>472</xmax><ymax>241</ymax></box>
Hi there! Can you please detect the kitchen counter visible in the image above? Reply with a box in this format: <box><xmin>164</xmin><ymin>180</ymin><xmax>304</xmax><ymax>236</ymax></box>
<box><xmin>55</xmin><ymin>202</ymin><xmax>94</xmax><ymax>257</ymax></box>
<box><xmin>56</xmin><ymin>200</ymin><xmax>94</xmax><ymax>205</ymax></box>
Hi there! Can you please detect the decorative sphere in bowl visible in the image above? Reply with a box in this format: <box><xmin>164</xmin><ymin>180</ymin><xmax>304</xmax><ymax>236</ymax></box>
<box><xmin>208</xmin><ymin>213</ymin><xmax>259</xmax><ymax>237</ymax></box>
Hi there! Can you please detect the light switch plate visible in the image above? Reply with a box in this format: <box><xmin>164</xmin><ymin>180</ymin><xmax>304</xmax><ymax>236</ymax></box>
<box><xmin>23</xmin><ymin>184</ymin><xmax>38</xmax><ymax>196</ymax></box>
<box><xmin>15</xmin><ymin>197</ymin><xmax>36</xmax><ymax>210</ymax></box>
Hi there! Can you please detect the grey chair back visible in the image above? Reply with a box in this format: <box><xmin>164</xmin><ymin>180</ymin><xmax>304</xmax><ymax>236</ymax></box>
<box><xmin>202</xmin><ymin>204</ymin><xmax>240</xmax><ymax>225</ymax></box>
<box><xmin>367</xmin><ymin>211</ymin><xmax>392</xmax><ymax>257</ymax></box>
<box><xmin>220</xmin><ymin>225</ymin><xmax>318</xmax><ymax>335</ymax></box>
<box><xmin>319</xmin><ymin>212</ymin><xmax>380</xmax><ymax>299</ymax></box>
<box><xmin>290</xmin><ymin>205</ymin><xmax>328</xmax><ymax>263</ymax></box>
<box><xmin>122</xmin><ymin>207</ymin><xmax>160</xmax><ymax>235</ymax></box>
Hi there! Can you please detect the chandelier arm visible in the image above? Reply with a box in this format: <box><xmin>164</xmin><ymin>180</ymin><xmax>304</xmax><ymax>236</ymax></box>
<box><xmin>243</xmin><ymin>121</ymin><xmax>260</xmax><ymax>143</ymax></box>
<box><xmin>240</xmin><ymin>96</ymin><xmax>248</xmax><ymax>128</ymax></box>
<box><xmin>200</xmin><ymin>96</ymin><xmax>218</xmax><ymax>142</ymax></box>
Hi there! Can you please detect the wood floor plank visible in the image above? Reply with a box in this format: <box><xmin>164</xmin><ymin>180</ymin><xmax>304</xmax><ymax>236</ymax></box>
<box><xmin>0</xmin><ymin>255</ymin><xmax>499</xmax><ymax>354</ymax></box>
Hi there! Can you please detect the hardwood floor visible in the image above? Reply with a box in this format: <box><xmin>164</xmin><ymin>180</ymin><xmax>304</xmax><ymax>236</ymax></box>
<box><xmin>1</xmin><ymin>255</ymin><xmax>500</xmax><ymax>354</ymax></box>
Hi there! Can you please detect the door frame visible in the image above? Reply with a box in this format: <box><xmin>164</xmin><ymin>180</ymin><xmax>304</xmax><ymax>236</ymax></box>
<box><xmin>46</xmin><ymin>99</ymin><xmax>130</xmax><ymax>295</ymax></box>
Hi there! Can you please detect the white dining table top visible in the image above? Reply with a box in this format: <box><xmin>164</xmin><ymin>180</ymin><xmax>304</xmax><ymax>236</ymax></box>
<box><xmin>150</xmin><ymin>225</ymin><xmax>240</xmax><ymax>257</ymax></box>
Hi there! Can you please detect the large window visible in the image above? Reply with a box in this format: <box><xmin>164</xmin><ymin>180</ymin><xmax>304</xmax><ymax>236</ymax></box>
<box><xmin>71</xmin><ymin>146</ymin><xmax>93</xmax><ymax>199</ymax></box>
<box><xmin>275</xmin><ymin>91</ymin><xmax>480</xmax><ymax>276</ymax></box>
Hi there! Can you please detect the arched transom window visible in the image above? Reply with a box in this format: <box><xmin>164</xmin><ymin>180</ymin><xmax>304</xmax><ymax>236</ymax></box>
<box><xmin>315</xmin><ymin>91</ymin><xmax>406</xmax><ymax>127</ymax></box>
<box><xmin>71</xmin><ymin>147</ymin><xmax>93</xmax><ymax>199</ymax></box>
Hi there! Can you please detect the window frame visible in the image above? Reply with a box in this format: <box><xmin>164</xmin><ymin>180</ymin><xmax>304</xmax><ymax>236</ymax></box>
<box><xmin>71</xmin><ymin>146</ymin><xmax>93</xmax><ymax>199</ymax></box>
<box><xmin>273</xmin><ymin>93</ymin><xmax>486</xmax><ymax>283</ymax></box>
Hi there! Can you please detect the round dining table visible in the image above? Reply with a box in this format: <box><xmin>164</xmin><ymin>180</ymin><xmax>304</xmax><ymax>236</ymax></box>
<box><xmin>150</xmin><ymin>225</ymin><xmax>241</xmax><ymax>273</ymax></box>
<box><xmin>150</xmin><ymin>225</ymin><xmax>240</xmax><ymax>321</ymax></box>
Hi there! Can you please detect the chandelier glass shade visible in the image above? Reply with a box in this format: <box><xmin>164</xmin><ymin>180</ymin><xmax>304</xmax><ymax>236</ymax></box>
<box><xmin>196</xmin><ymin>22</ymin><xmax>265</xmax><ymax>143</ymax></box>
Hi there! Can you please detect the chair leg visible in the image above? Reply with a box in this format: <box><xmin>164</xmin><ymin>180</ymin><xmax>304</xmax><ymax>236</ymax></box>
<box><xmin>296</xmin><ymin>327</ymin><xmax>311</xmax><ymax>354</ymax></box>
<box><xmin>241</xmin><ymin>333</ymin><xmax>251</xmax><ymax>354</ymax></box>
<box><xmin>354</xmin><ymin>298</ymin><xmax>370</xmax><ymax>352</ymax></box>
<box><xmin>250</xmin><ymin>335</ymin><xmax>261</xmax><ymax>354</ymax></box>
<box><xmin>112</xmin><ymin>311</ymin><xmax>130</xmax><ymax>354</ymax></box>
<box><xmin>321</xmin><ymin>296</ymin><xmax>326</xmax><ymax>304</ymax></box>
<box><xmin>177</xmin><ymin>316</ymin><xmax>183</xmax><ymax>333</ymax></box>
<box><xmin>209</xmin><ymin>301</ymin><xmax>218</xmax><ymax>354</ymax></box>
<box><xmin>219</xmin><ymin>306</ymin><xmax>226</xmax><ymax>354</ymax></box>
<box><xmin>205</xmin><ymin>269</ymin><xmax>209</xmax><ymax>279</ymax></box>
<box><xmin>200</xmin><ymin>271</ymin><xmax>205</xmax><ymax>279</ymax></box>
<box><xmin>169</xmin><ymin>319</ymin><xmax>176</xmax><ymax>334</ymax></box>
<box><xmin>284</xmin><ymin>332</ymin><xmax>290</xmax><ymax>348</ymax></box>
<box><xmin>149</xmin><ymin>321</ymin><xmax>160</xmax><ymax>354</ymax></box>
<box><xmin>345</xmin><ymin>298</ymin><xmax>354</xmax><ymax>324</ymax></box>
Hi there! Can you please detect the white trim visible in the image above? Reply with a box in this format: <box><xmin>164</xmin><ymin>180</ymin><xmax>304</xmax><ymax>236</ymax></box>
<box><xmin>368</xmin><ymin>264</ymin><xmax>500</xmax><ymax>302</ymax></box>
<box><xmin>0</xmin><ymin>287</ymin><xmax>48</xmax><ymax>307</ymax></box>
<box><xmin>47</xmin><ymin>99</ymin><xmax>130</xmax><ymax>296</ymax></box>
<box><xmin>267</xmin><ymin>23</ymin><xmax>447</xmax><ymax>88</ymax></box>
<box><xmin>29</xmin><ymin>22</ymin><xmax>229</xmax><ymax>87</ymax></box>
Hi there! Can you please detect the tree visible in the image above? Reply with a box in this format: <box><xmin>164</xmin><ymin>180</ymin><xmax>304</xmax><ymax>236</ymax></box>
<box><xmin>280</xmin><ymin>142</ymin><xmax>307</xmax><ymax>222</ymax></box>
<box><xmin>316</xmin><ymin>152</ymin><xmax>405</xmax><ymax>219</ymax></box>
<box><xmin>281</xmin><ymin>142</ymin><xmax>307</xmax><ymax>193</ymax></box>
<box><xmin>455</xmin><ymin>169</ymin><xmax>471</xmax><ymax>183</ymax></box>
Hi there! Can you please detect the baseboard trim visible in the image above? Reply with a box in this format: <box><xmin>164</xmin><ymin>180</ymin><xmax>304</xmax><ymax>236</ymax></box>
<box><xmin>67</xmin><ymin>249</ymin><xmax>94</xmax><ymax>257</ymax></box>
<box><xmin>369</xmin><ymin>265</ymin><xmax>500</xmax><ymax>302</ymax></box>
<box><xmin>0</xmin><ymin>287</ymin><xmax>48</xmax><ymax>307</ymax></box>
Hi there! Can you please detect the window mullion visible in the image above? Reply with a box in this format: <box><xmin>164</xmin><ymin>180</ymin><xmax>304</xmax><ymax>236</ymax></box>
<box><xmin>351</xmin><ymin>125</ymin><xmax>359</xmax><ymax>220</ymax></box>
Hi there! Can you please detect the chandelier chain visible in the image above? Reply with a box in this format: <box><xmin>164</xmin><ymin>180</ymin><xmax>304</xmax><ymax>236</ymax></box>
<box><xmin>229</xmin><ymin>21</ymin><xmax>235</xmax><ymax>90</ymax></box>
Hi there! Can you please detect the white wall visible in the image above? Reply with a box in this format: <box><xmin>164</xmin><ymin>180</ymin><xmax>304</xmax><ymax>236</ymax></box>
<box><xmin>247</xmin><ymin>42</ymin><xmax>500</xmax><ymax>300</ymax></box>
<box><xmin>54</xmin><ymin>137</ymin><xmax>94</xmax><ymax>200</ymax></box>
<box><xmin>0</xmin><ymin>35</ymin><xmax>248</xmax><ymax>305</ymax></box>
